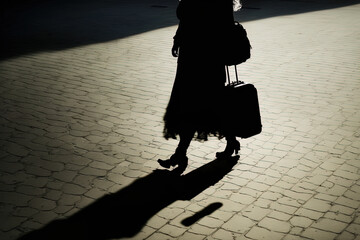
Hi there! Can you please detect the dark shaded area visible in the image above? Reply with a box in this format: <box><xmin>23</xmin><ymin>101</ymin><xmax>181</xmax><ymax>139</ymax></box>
<box><xmin>0</xmin><ymin>0</ymin><xmax>178</xmax><ymax>61</ymax></box>
<box><xmin>1</xmin><ymin>0</ymin><xmax>360</xmax><ymax>61</ymax></box>
<box><xmin>18</xmin><ymin>156</ymin><xmax>239</xmax><ymax>240</ymax></box>
<box><xmin>181</xmin><ymin>202</ymin><xmax>223</xmax><ymax>226</ymax></box>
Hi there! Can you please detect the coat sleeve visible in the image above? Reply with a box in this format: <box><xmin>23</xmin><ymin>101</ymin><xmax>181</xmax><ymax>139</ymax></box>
<box><xmin>173</xmin><ymin>1</ymin><xmax>184</xmax><ymax>45</ymax></box>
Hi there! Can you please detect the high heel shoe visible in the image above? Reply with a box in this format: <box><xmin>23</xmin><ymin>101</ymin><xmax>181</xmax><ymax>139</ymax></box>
<box><xmin>172</xmin><ymin>156</ymin><xmax>188</xmax><ymax>175</ymax></box>
<box><xmin>216</xmin><ymin>140</ymin><xmax>240</xmax><ymax>158</ymax></box>
<box><xmin>158</xmin><ymin>153</ymin><xmax>188</xmax><ymax>169</ymax></box>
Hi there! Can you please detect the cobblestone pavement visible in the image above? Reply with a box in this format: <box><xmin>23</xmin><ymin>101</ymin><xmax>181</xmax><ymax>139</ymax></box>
<box><xmin>1</xmin><ymin>0</ymin><xmax>360</xmax><ymax>239</ymax></box>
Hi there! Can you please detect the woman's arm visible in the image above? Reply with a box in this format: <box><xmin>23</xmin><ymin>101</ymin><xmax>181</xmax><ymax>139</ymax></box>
<box><xmin>172</xmin><ymin>1</ymin><xmax>184</xmax><ymax>57</ymax></box>
<box><xmin>172</xmin><ymin>22</ymin><xmax>182</xmax><ymax>57</ymax></box>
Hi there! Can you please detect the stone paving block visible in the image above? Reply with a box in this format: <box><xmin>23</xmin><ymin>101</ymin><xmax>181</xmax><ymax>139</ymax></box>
<box><xmin>1</xmin><ymin>0</ymin><xmax>360</xmax><ymax>239</ymax></box>
<box><xmin>58</xmin><ymin>194</ymin><xmax>81</xmax><ymax>206</ymax></box>
<box><xmin>71</xmin><ymin>174</ymin><xmax>95</xmax><ymax>188</ymax></box>
<box><xmin>25</xmin><ymin>165</ymin><xmax>52</xmax><ymax>177</ymax></box>
<box><xmin>255</xmin><ymin>174</ymin><xmax>279</xmax><ymax>186</ymax></box>
<box><xmin>318</xmin><ymin>184</ymin><xmax>348</xmax><ymax>197</ymax></box>
<box><xmin>311</xmin><ymin>218</ymin><xmax>348</xmax><ymax>234</ymax></box>
<box><xmin>290</xmin><ymin>216</ymin><xmax>312</xmax><ymax>229</ymax></box>
<box><xmin>146</xmin><ymin>232</ymin><xmax>173</xmax><ymax>240</ymax></box>
<box><xmin>301</xmin><ymin>228</ymin><xmax>338</xmax><ymax>240</ymax></box>
<box><xmin>260</xmin><ymin>191</ymin><xmax>282</xmax><ymax>201</ymax></box>
<box><xmin>246</xmin><ymin>181</ymin><xmax>270</xmax><ymax>192</ymax></box>
<box><xmin>28</xmin><ymin>197</ymin><xmax>56</xmax><ymax>211</ymax></box>
<box><xmin>79</xmin><ymin>166</ymin><xmax>107</xmax><ymax>177</ymax></box>
<box><xmin>270</xmin><ymin>202</ymin><xmax>298</xmax><ymax>215</ymax></box>
<box><xmin>314</xmin><ymin>193</ymin><xmax>337</xmax><ymax>202</ymax></box>
<box><xmin>222</xmin><ymin>215</ymin><xmax>255</xmax><ymax>234</ymax></box>
<box><xmin>197</xmin><ymin>216</ymin><xmax>224</xmax><ymax>229</ymax></box>
<box><xmin>344</xmin><ymin>190</ymin><xmax>360</xmax><ymax>202</ymax></box>
<box><xmin>16</xmin><ymin>185</ymin><xmax>46</xmax><ymax>196</ymax></box>
<box><xmin>282</xmin><ymin>235</ymin><xmax>308</xmax><ymax>240</ymax></box>
<box><xmin>83</xmin><ymin>187</ymin><xmax>107</xmax><ymax>200</ymax></box>
<box><xmin>0</xmin><ymin>214</ymin><xmax>26</xmax><ymax>232</ymax></box>
<box><xmin>246</xmin><ymin>226</ymin><xmax>285</xmax><ymax>240</ymax></box>
<box><xmin>289</xmin><ymin>227</ymin><xmax>304</xmax><ymax>237</ymax></box>
<box><xmin>283</xmin><ymin>189</ymin><xmax>312</xmax><ymax>203</ymax></box>
<box><xmin>123</xmin><ymin>169</ymin><xmax>145</xmax><ymax>178</ymax></box>
<box><xmin>336</xmin><ymin>231</ymin><xmax>356</xmax><ymax>240</ymax></box>
<box><xmin>157</xmin><ymin>208</ymin><xmax>185</xmax><ymax>222</ymax></box>
<box><xmin>253</xmin><ymin>198</ymin><xmax>273</xmax><ymax>209</ymax></box>
<box><xmin>227</xmin><ymin>176</ymin><xmax>249</xmax><ymax>187</ymax></box>
<box><xmin>334</xmin><ymin>169</ymin><xmax>359</xmax><ymax>181</ymax></box>
<box><xmin>303</xmin><ymin>198</ymin><xmax>332</xmax><ymax>213</ymax></box>
<box><xmin>242</xmin><ymin>205</ymin><xmax>272</xmax><ymax>221</ymax></box>
<box><xmin>286</xmin><ymin>168</ymin><xmax>310</xmax><ymax>180</ymax></box>
<box><xmin>258</xmin><ymin>217</ymin><xmax>291</xmax><ymax>233</ymax></box>
<box><xmin>0</xmin><ymin>229</ymin><xmax>22</xmax><ymax>240</ymax></box>
<box><xmin>92</xmin><ymin>178</ymin><xmax>115</xmax><ymax>191</ymax></box>
<box><xmin>147</xmin><ymin>215</ymin><xmax>168</xmax><ymax>230</ymax></box>
<box><xmin>0</xmin><ymin>161</ymin><xmax>24</xmax><ymax>174</ymax></box>
<box><xmin>188</xmin><ymin>223</ymin><xmax>216</xmax><ymax>236</ymax></box>
<box><xmin>52</xmin><ymin>170</ymin><xmax>77</xmax><ymax>182</ymax></box>
<box><xmin>208</xmin><ymin>210</ymin><xmax>233</xmax><ymax>223</ymax></box>
<box><xmin>267</xmin><ymin>211</ymin><xmax>292</xmax><ymax>222</ymax></box>
<box><xmin>5</xmin><ymin>142</ymin><xmax>30</xmax><ymax>157</ymax></box>
<box><xmin>210</xmin><ymin>189</ymin><xmax>230</xmax><ymax>199</ymax></box>
<box><xmin>230</xmin><ymin>193</ymin><xmax>256</xmax><ymax>205</ymax></box>
<box><xmin>0</xmin><ymin>192</ymin><xmax>32</xmax><ymax>207</ymax></box>
<box><xmin>159</xmin><ymin>224</ymin><xmax>187</xmax><ymax>238</ymax></box>
<box><xmin>31</xmin><ymin>159</ymin><xmax>65</xmax><ymax>172</ymax></box>
<box><xmin>346</xmin><ymin>223</ymin><xmax>360</xmax><ymax>236</ymax></box>
<box><xmin>13</xmin><ymin>207</ymin><xmax>38</xmax><ymax>218</ymax></box>
<box><xmin>19</xmin><ymin>220</ymin><xmax>43</xmax><ymax>233</ymax></box>
<box><xmin>178</xmin><ymin>231</ymin><xmax>205</xmax><ymax>240</ymax></box>
<box><xmin>30</xmin><ymin>211</ymin><xmax>58</xmax><ymax>225</ymax></box>
<box><xmin>89</xmin><ymin>161</ymin><xmax>114</xmax><ymax>171</ymax></box>
<box><xmin>330</xmin><ymin>204</ymin><xmax>356</xmax><ymax>216</ymax></box>
<box><xmin>53</xmin><ymin>205</ymin><xmax>73</xmax><ymax>215</ymax></box>
<box><xmin>213</xmin><ymin>228</ymin><xmax>236</xmax><ymax>240</ymax></box>
<box><xmin>278</xmin><ymin>196</ymin><xmax>302</xmax><ymax>208</ymax></box>
<box><xmin>62</xmin><ymin>183</ymin><xmax>88</xmax><ymax>195</ymax></box>
<box><xmin>271</xmin><ymin>181</ymin><xmax>293</xmax><ymax>192</ymax></box>
<box><xmin>335</xmin><ymin>197</ymin><xmax>360</xmax><ymax>209</ymax></box>
<box><xmin>295</xmin><ymin>208</ymin><xmax>324</xmax><ymax>221</ymax></box>
<box><xmin>323</xmin><ymin>212</ymin><xmax>353</xmax><ymax>224</ymax></box>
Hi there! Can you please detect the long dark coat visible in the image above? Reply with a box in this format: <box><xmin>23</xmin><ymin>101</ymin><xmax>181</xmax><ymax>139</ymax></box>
<box><xmin>163</xmin><ymin>0</ymin><xmax>234</xmax><ymax>141</ymax></box>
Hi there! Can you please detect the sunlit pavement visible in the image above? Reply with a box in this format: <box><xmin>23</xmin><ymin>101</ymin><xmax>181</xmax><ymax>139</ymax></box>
<box><xmin>1</xmin><ymin>0</ymin><xmax>360</xmax><ymax>239</ymax></box>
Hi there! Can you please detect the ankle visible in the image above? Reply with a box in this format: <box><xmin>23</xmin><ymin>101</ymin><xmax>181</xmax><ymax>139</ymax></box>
<box><xmin>225</xmin><ymin>135</ymin><xmax>236</xmax><ymax>142</ymax></box>
<box><xmin>175</xmin><ymin>147</ymin><xmax>187</xmax><ymax>157</ymax></box>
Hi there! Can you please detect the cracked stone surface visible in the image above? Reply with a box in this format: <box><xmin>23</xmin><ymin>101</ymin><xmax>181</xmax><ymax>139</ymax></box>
<box><xmin>1</xmin><ymin>0</ymin><xmax>360</xmax><ymax>239</ymax></box>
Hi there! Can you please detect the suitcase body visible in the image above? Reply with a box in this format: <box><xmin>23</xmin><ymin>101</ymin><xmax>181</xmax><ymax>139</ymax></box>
<box><xmin>224</xmin><ymin>66</ymin><xmax>262</xmax><ymax>138</ymax></box>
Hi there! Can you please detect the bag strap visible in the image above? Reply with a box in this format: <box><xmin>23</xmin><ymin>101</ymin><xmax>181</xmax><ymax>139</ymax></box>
<box><xmin>226</xmin><ymin>65</ymin><xmax>243</xmax><ymax>86</ymax></box>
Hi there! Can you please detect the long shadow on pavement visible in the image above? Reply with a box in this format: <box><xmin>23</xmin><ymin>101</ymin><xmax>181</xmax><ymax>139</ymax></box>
<box><xmin>18</xmin><ymin>156</ymin><xmax>239</xmax><ymax>240</ymax></box>
<box><xmin>1</xmin><ymin>0</ymin><xmax>359</xmax><ymax>61</ymax></box>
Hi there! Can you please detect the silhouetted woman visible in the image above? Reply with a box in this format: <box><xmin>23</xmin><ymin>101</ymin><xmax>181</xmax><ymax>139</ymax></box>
<box><xmin>158</xmin><ymin>0</ymin><xmax>242</xmax><ymax>173</ymax></box>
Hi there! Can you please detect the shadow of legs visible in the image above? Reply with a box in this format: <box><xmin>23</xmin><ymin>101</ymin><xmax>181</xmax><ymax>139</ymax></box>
<box><xmin>19</xmin><ymin>156</ymin><xmax>239</xmax><ymax>240</ymax></box>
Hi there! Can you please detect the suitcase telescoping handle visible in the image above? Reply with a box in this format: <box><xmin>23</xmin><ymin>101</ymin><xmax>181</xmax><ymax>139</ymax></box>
<box><xmin>226</xmin><ymin>65</ymin><xmax>244</xmax><ymax>86</ymax></box>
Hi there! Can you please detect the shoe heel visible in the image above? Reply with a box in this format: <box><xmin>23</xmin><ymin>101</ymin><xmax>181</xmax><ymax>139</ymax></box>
<box><xmin>158</xmin><ymin>159</ymin><xmax>172</xmax><ymax>169</ymax></box>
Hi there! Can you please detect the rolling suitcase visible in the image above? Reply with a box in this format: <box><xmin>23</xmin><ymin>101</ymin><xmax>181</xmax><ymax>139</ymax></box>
<box><xmin>224</xmin><ymin>65</ymin><xmax>262</xmax><ymax>138</ymax></box>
